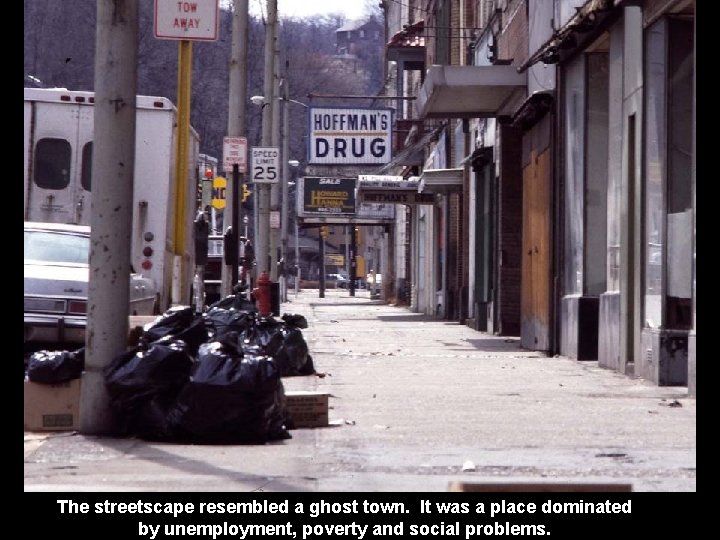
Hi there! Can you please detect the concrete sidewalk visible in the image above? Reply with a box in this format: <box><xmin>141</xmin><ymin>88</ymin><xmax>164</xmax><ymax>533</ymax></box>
<box><xmin>24</xmin><ymin>289</ymin><xmax>696</xmax><ymax>492</ymax></box>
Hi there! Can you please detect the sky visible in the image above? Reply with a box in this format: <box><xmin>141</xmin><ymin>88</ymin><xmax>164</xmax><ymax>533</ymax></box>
<box><xmin>222</xmin><ymin>0</ymin><xmax>370</xmax><ymax>21</ymax></box>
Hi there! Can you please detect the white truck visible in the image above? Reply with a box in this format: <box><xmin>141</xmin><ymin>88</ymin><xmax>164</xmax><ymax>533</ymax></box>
<box><xmin>24</xmin><ymin>87</ymin><xmax>200</xmax><ymax>313</ymax></box>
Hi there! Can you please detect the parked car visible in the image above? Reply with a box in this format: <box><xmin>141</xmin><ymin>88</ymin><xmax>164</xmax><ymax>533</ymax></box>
<box><xmin>325</xmin><ymin>273</ymin><xmax>349</xmax><ymax>288</ymax></box>
<box><xmin>24</xmin><ymin>222</ymin><xmax>158</xmax><ymax>345</ymax></box>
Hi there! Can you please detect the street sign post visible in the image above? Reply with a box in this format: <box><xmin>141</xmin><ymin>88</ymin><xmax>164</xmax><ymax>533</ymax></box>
<box><xmin>211</xmin><ymin>176</ymin><xmax>227</xmax><ymax>209</ymax></box>
<box><xmin>154</xmin><ymin>0</ymin><xmax>220</xmax><ymax>41</ymax></box>
<box><xmin>270</xmin><ymin>210</ymin><xmax>281</xmax><ymax>229</ymax></box>
<box><xmin>223</xmin><ymin>136</ymin><xmax>248</xmax><ymax>173</ymax></box>
<box><xmin>250</xmin><ymin>147</ymin><xmax>280</xmax><ymax>184</ymax></box>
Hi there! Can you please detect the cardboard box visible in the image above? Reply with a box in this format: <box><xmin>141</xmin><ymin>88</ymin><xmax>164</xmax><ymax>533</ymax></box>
<box><xmin>285</xmin><ymin>390</ymin><xmax>329</xmax><ymax>428</ymax></box>
<box><xmin>24</xmin><ymin>378</ymin><xmax>81</xmax><ymax>431</ymax></box>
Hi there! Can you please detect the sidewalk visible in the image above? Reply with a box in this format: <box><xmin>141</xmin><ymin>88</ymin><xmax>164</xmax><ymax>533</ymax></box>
<box><xmin>24</xmin><ymin>289</ymin><xmax>696</xmax><ymax>492</ymax></box>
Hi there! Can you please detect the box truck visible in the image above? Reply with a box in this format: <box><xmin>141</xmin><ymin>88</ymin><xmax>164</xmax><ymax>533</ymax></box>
<box><xmin>24</xmin><ymin>87</ymin><xmax>200</xmax><ymax>312</ymax></box>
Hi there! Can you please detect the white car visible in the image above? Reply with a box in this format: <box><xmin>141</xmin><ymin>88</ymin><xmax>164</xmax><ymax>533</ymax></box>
<box><xmin>24</xmin><ymin>222</ymin><xmax>157</xmax><ymax>344</ymax></box>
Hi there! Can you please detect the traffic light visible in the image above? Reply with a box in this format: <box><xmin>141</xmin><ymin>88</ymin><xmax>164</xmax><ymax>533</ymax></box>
<box><xmin>242</xmin><ymin>183</ymin><xmax>252</xmax><ymax>203</ymax></box>
<box><xmin>320</xmin><ymin>225</ymin><xmax>328</xmax><ymax>239</ymax></box>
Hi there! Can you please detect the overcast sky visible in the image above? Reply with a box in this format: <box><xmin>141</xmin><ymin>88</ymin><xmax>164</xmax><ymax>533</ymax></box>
<box><xmin>239</xmin><ymin>0</ymin><xmax>368</xmax><ymax>20</ymax></box>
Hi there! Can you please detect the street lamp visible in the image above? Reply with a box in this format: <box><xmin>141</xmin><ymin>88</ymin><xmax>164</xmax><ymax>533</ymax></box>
<box><xmin>251</xmin><ymin>83</ymin><xmax>307</xmax><ymax>301</ymax></box>
<box><xmin>250</xmin><ymin>95</ymin><xmax>267</xmax><ymax>107</ymax></box>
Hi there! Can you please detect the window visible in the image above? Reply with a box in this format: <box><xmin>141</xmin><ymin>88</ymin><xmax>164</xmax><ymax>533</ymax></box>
<box><xmin>24</xmin><ymin>230</ymin><xmax>89</xmax><ymax>265</ymax></box>
<box><xmin>584</xmin><ymin>52</ymin><xmax>609</xmax><ymax>296</ymax></box>
<box><xmin>643</xmin><ymin>17</ymin><xmax>694</xmax><ymax>330</ymax></box>
<box><xmin>81</xmin><ymin>142</ymin><xmax>93</xmax><ymax>191</ymax></box>
<box><xmin>563</xmin><ymin>55</ymin><xmax>585</xmax><ymax>295</ymax></box>
<box><xmin>665</xmin><ymin>17</ymin><xmax>694</xmax><ymax>330</ymax></box>
<box><xmin>34</xmin><ymin>138</ymin><xmax>71</xmax><ymax>190</ymax></box>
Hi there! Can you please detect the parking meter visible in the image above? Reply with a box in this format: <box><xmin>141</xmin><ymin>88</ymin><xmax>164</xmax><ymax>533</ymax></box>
<box><xmin>223</xmin><ymin>226</ymin><xmax>238</xmax><ymax>267</ymax></box>
<box><xmin>193</xmin><ymin>212</ymin><xmax>209</xmax><ymax>266</ymax></box>
<box><xmin>242</xmin><ymin>239</ymin><xmax>255</xmax><ymax>271</ymax></box>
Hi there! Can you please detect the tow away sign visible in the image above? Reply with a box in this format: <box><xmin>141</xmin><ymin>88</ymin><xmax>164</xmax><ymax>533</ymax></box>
<box><xmin>309</xmin><ymin>107</ymin><xmax>393</xmax><ymax>165</ymax></box>
<box><xmin>154</xmin><ymin>0</ymin><xmax>220</xmax><ymax>41</ymax></box>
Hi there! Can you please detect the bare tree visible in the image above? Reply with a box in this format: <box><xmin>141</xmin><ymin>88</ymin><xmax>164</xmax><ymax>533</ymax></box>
<box><xmin>24</xmin><ymin>1</ymin><xmax>385</xmax><ymax>168</ymax></box>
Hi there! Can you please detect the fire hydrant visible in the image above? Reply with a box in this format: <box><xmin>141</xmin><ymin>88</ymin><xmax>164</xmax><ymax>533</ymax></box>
<box><xmin>253</xmin><ymin>271</ymin><xmax>272</xmax><ymax>316</ymax></box>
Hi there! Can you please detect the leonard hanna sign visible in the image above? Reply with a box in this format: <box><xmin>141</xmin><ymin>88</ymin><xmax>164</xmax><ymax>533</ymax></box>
<box><xmin>308</xmin><ymin>107</ymin><xmax>393</xmax><ymax>165</ymax></box>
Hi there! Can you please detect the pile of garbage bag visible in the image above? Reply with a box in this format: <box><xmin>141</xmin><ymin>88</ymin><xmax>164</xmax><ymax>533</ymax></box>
<box><xmin>26</xmin><ymin>348</ymin><xmax>85</xmax><ymax>384</ymax></box>
<box><xmin>24</xmin><ymin>294</ymin><xmax>315</xmax><ymax>444</ymax></box>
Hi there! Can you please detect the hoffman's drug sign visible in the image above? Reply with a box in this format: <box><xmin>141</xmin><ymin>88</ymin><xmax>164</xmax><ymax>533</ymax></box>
<box><xmin>308</xmin><ymin>107</ymin><xmax>393</xmax><ymax>165</ymax></box>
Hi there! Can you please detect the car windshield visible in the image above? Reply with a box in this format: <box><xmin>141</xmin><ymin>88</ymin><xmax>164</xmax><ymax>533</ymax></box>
<box><xmin>24</xmin><ymin>230</ymin><xmax>89</xmax><ymax>265</ymax></box>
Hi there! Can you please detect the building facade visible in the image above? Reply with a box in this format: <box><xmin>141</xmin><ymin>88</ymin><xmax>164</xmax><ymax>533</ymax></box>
<box><xmin>378</xmin><ymin>0</ymin><xmax>695</xmax><ymax>393</ymax></box>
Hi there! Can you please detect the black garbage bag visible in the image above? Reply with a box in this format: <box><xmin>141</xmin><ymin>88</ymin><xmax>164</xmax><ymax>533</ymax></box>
<box><xmin>142</xmin><ymin>306</ymin><xmax>197</xmax><ymax>343</ymax></box>
<box><xmin>160</xmin><ymin>317</ymin><xmax>209</xmax><ymax>356</ymax></box>
<box><xmin>281</xmin><ymin>313</ymin><xmax>308</xmax><ymax>329</ymax></box>
<box><xmin>238</xmin><ymin>316</ymin><xmax>284</xmax><ymax>356</ymax></box>
<box><xmin>103</xmin><ymin>340</ymin><xmax>195</xmax><ymax>430</ymax></box>
<box><xmin>238</xmin><ymin>316</ymin><xmax>314</xmax><ymax>376</ymax></box>
<box><xmin>208</xmin><ymin>295</ymin><xmax>236</xmax><ymax>310</ymax></box>
<box><xmin>26</xmin><ymin>348</ymin><xmax>85</xmax><ymax>384</ymax></box>
<box><xmin>171</xmin><ymin>339</ymin><xmax>290</xmax><ymax>444</ymax></box>
<box><xmin>278</xmin><ymin>326</ymin><xmax>315</xmax><ymax>376</ymax></box>
<box><xmin>204</xmin><ymin>307</ymin><xmax>253</xmax><ymax>339</ymax></box>
<box><xmin>208</xmin><ymin>293</ymin><xmax>256</xmax><ymax>312</ymax></box>
<box><xmin>131</xmin><ymin>391</ymin><xmax>182</xmax><ymax>441</ymax></box>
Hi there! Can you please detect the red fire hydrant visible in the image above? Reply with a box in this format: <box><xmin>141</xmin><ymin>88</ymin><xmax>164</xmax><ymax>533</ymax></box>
<box><xmin>253</xmin><ymin>271</ymin><xmax>272</xmax><ymax>316</ymax></box>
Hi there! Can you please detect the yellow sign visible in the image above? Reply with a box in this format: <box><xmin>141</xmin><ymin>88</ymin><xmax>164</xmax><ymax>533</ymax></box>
<box><xmin>325</xmin><ymin>254</ymin><xmax>344</xmax><ymax>266</ymax></box>
<box><xmin>212</xmin><ymin>176</ymin><xmax>227</xmax><ymax>209</ymax></box>
<box><xmin>242</xmin><ymin>183</ymin><xmax>252</xmax><ymax>203</ymax></box>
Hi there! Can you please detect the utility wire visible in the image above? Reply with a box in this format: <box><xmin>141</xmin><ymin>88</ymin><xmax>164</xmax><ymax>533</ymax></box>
<box><xmin>384</xmin><ymin>0</ymin><xmax>432</xmax><ymax>14</ymax></box>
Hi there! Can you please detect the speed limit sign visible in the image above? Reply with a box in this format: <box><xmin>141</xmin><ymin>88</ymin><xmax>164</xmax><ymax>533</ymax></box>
<box><xmin>250</xmin><ymin>146</ymin><xmax>280</xmax><ymax>184</ymax></box>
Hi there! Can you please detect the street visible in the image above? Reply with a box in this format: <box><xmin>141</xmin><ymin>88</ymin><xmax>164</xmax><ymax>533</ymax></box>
<box><xmin>24</xmin><ymin>289</ymin><xmax>696</xmax><ymax>492</ymax></box>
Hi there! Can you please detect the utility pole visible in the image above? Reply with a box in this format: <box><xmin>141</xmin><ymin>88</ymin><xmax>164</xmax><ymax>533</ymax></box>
<box><xmin>80</xmin><ymin>0</ymin><xmax>139</xmax><ymax>435</ymax></box>
<box><xmin>280</xmin><ymin>73</ymin><xmax>290</xmax><ymax>301</ymax></box>
<box><xmin>257</xmin><ymin>0</ymin><xmax>277</xmax><ymax>275</ymax></box>
<box><xmin>269</xmin><ymin>21</ymin><xmax>281</xmax><ymax>281</ymax></box>
<box><xmin>222</xmin><ymin>0</ymin><xmax>249</xmax><ymax>296</ymax></box>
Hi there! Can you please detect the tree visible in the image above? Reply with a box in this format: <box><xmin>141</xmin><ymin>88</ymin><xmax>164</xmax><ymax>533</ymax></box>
<box><xmin>24</xmin><ymin>1</ymin><xmax>385</xmax><ymax>169</ymax></box>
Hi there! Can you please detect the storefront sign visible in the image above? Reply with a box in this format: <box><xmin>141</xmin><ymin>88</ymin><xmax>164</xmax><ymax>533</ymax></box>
<box><xmin>301</xmin><ymin>177</ymin><xmax>356</xmax><ymax>215</ymax></box>
<box><xmin>359</xmin><ymin>190</ymin><xmax>435</xmax><ymax>205</ymax></box>
<box><xmin>308</xmin><ymin>108</ymin><xmax>393</xmax><ymax>165</ymax></box>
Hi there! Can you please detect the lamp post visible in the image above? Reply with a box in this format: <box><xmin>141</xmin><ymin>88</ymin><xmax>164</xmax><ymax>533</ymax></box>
<box><xmin>251</xmin><ymin>86</ymin><xmax>307</xmax><ymax>302</ymax></box>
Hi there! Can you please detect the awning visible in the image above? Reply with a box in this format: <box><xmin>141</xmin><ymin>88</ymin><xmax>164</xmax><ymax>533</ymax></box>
<box><xmin>376</xmin><ymin>125</ymin><xmax>443</xmax><ymax>174</ymax></box>
<box><xmin>416</xmin><ymin>65</ymin><xmax>526</xmax><ymax>119</ymax></box>
<box><xmin>418</xmin><ymin>168</ymin><xmax>463</xmax><ymax>194</ymax></box>
<box><xmin>387</xmin><ymin>19</ymin><xmax>426</xmax><ymax>64</ymax></box>
<box><xmin>517</xmin><ymin>0</ymin><xmax>615</xmax><ymax>72</ymax></box>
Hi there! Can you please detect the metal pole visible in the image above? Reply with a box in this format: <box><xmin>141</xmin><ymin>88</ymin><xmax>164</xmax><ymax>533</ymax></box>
<box><xmin>349</xmin><ymin>225</ymin><xmax>356</xmax><ymax>297</ymax></box>
<box><xmin>171</xmin><ymin>39</ymin><xmax>192</xmax><ymax>305</ymax></box>
<box><xmin>280</xmin><ymin>76</ymin><xmax>290</xmax><ymax>301</ymax></box>
<box><xmin>222</xmin><ymin>0</ymin><xmax>248</xmax><ymax>296</ymax></box>
<box><xmin>269</xmin><ymin>20</ymin><xmax>281</xmax><ymax>281</ymax></box>
<box><xmin>345</xmin><ymin>225</ymin><xmax>350</xmax><ymax>293</ymax></box>
<box><xmin>319</xmin><ymin>227</ymin><xmax>325</xmax><ymax>298</ymax></box>
<box><xmin>257</xmin><ymin>0</ymin><xmax>277</xmax><ymax>275</ymax></box>
<box><xmin>81</xmin><ymin>0</ymin><xmax>138</xmax><ymax>435</ymax></box>
<box><xmin>295</xmin><ymin>219</ymin><xmax>300</xmax><ymax>296</ymax></box>
<box><xmin>231</xmin><ymin>164</ymin><xmax>240</xmax><ymax>286</ymax></box>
